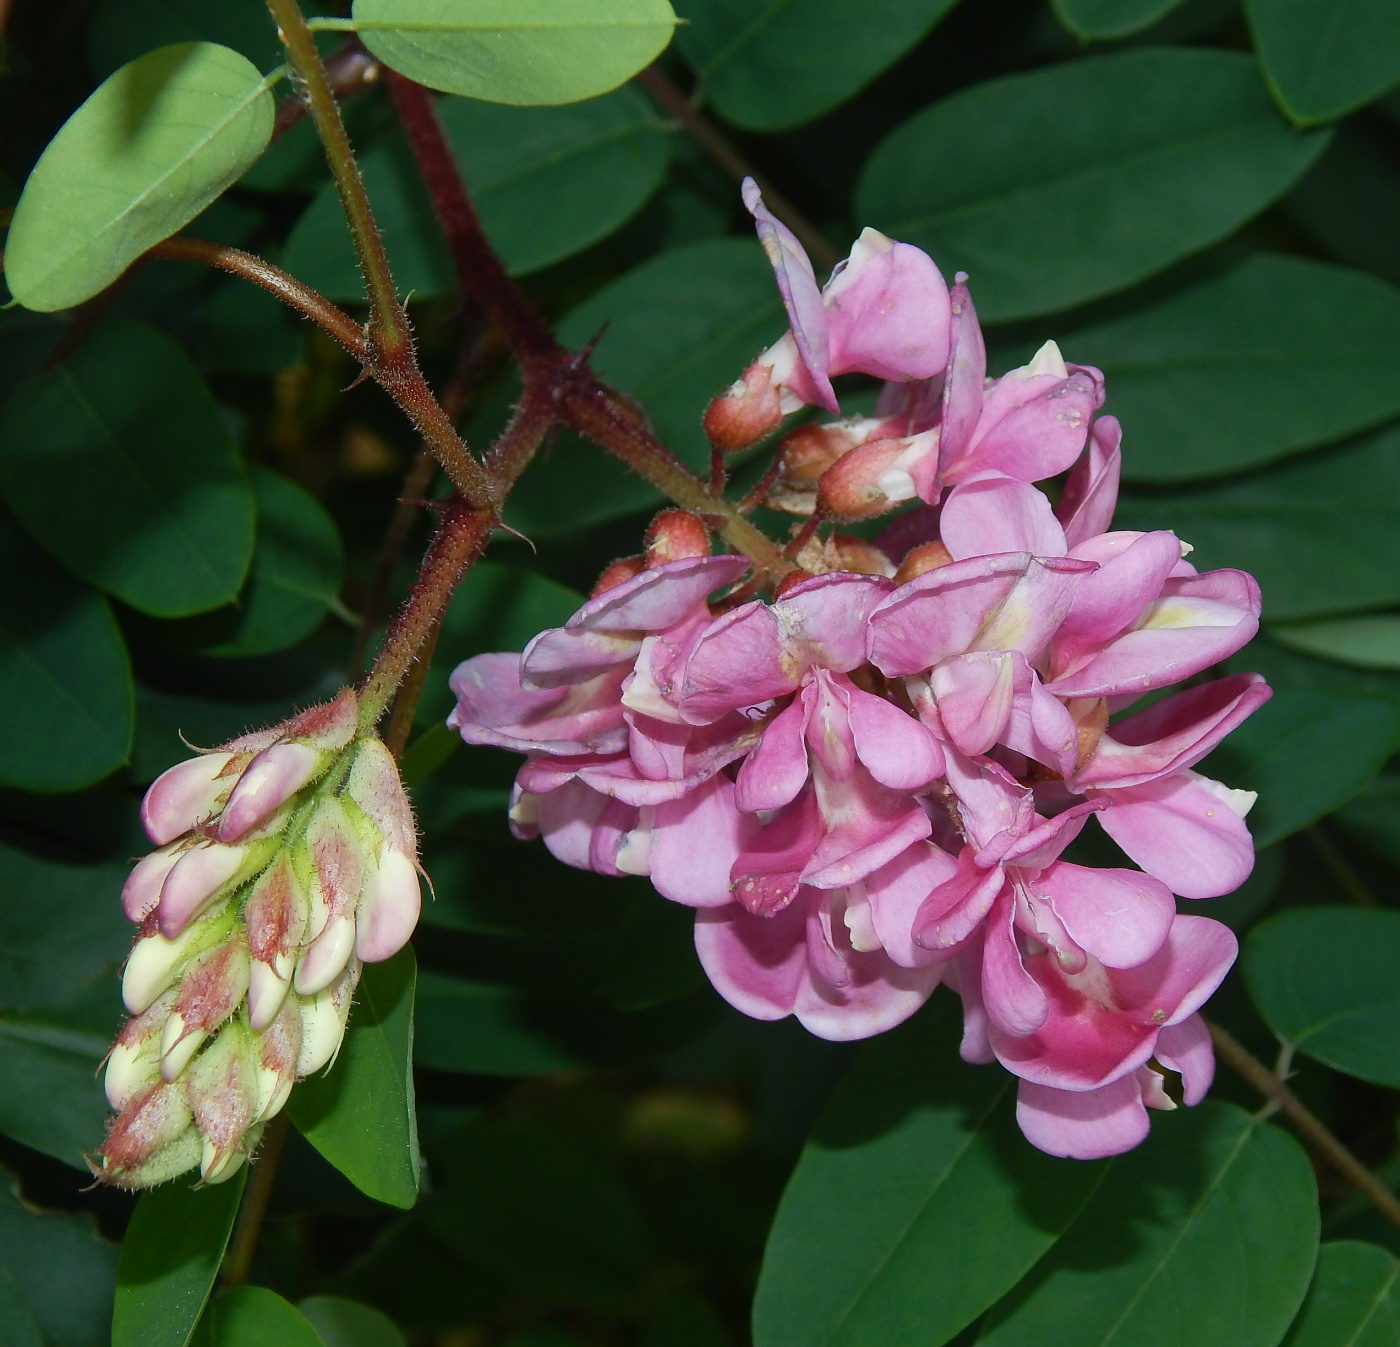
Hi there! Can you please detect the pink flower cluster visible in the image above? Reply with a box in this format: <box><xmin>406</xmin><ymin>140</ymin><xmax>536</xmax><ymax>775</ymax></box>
<box><xmin>447</xmin><ymin>186</ymin><xmax>1268</xmax><ymax>1161</ymax></box>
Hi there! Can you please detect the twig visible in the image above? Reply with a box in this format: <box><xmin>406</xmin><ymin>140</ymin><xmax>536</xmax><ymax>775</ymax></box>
<box><xmin>635</xmin><ymin>65</ymin><xmax>841</xmax><ymax>273</ymax></box>
<box><xmin>220</xmin><ymin>1112</ymin><xmax>289</xmax><ymax>1289</ymax></box>
<box><xmin>1207</xmin><ymin>1018</ymin><xmax>1400</xmax><ymax>1233</ymax></box>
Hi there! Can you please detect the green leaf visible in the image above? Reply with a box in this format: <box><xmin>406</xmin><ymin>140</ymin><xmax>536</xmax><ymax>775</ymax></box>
<box><xmin>425</xmin><ymin>1115</ymin><xmax>650</xmax><ymax>1309</ymax></box>
<box><xmin>298</xmin><ymin>1296</ymin><xmax>405</xmax><ymax>1347</ymax></box>
<box><xmin>0</xmin><ymin>1176</ymin><xmax>117</xmax><ymax>1347</ymax></box>
<box><xmin>418</xmin><ymin>561</ymin><xmax>583</xmax><ymax>723</ymax></box>
<box><xmin>1050</xmin><ymin>0</ymin><xmax>1188</xmax><ymax>39</ymax></box>
<box><xmin>0</xmin><ymin>319</ymin><xmax>255</xmax><ymax>618</ymax></box>
<box><xmin>283</xmin><ymin>87</ymin><xmax>670</xmax><ymax>300</ymax></box>
<box><xmin>85</xmin><ymin>0</ymin><xmax>289</xmax><ymax>76</ymax></box>
<box><xmin>856</xmin><ymin>48</ymin><xmax>1329</xmax><ymax>323</ymax></box>
<box><xmin>4</xmin><ymin>43</ymin><xmax>275</xmax><ymax>312</ymax></box>
<box><xmin>201</xmin><ymin>1287</ymin><xmax>324</xmax><ymax>1347</ymax></box>
<box><xmin>977</xmin><ymin>1103</ymin><xmax>1318</xmax><ymax>1347</ymax></box>
<box><xmin>1115</xmin><ymin>423</ymin><xmax>1400</xmax><ymax>621</ymax></box>
<box><xmin>112</xmin><ymin>1174</ymin><xmax>246</xmax><ymax>1347</ymax></box>
<box><xmin>1048</xmin><ymin>255</ymin><xmax>1400</xmax><ymax>483</ymax></box>
<box><xmin>173</xmin><ymin>466</ymin><xmax>344</xmax><ymax>657</ymax></box>
<box><xmin>1245</xmin><ymin>908</ymin><xmax>1400</xmax><ymax>1086</ymax></box>
<box><xmin>0</xmin><ymin>508</ymin><xmax>132</xmax><ymax>792</ymax></box>
<box><xmin>1248</xmin><ymin>0</ymin><xmax>1400</xmax><ymax>127</ymax></box>
<box><xmin>501</xmin><ymin>238</ymin><xmax>785</xmax><ymax>534</ymax></box>
<box><xmin>287</xmin><ymin>948</ymin><xmax>420</xmax><ymax>1209</ymax></box>
<box><xmin>1335</xmin><ymin>771</ymin><xmax>1400</xmax><ymax>868</ymax></box>
<box><xmin>1202</xmin><ymin>690</ymin><xmax>1400</xmax><ymax>847</ymax></box>
<box><xmin>1272</xmin><ymin>616</ymin><xmax>1400</xmax><ymax>672</ymax></box>
<box><xmin>349</xmin><ymin>0</ymin><xmax>677</xmax><ymax>106</ymax></box>
<box><xmin>673</xmin><ymin>0</ymin><xmax>958</xmax><ymax>131</ymax></box>
<box><xmin>752</xmin><ymin>1002</ymin><xmax>1106</xmax><ymax>1347</ymax></box>
<box><xmin>1283</xmin><ymin>1241</ymin><xmax>1400</xmax><ymax>1347</ymax></box>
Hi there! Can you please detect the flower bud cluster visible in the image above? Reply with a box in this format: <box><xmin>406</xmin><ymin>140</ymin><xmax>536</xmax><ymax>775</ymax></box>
<box><xmin>95</xmin><ymin>689</ymin><xmax>421</xmax><ymax>1189</ymax></box>
<box><xmin>448</xmin><ymin>196</ymin><xmax>1270</xmax><ymax>1162</ymax></box>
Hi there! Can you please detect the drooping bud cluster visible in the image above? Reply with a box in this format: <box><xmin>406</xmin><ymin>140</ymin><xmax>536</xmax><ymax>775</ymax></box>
<box><xmin>96</xmin><ymin>689</ymin><xmax>421</xmax><ymax>1188</ymax></box>
<box><xmin>447</xmin><ymin>187</ymin><xmax>1271</xmax><ymax>1162</ymax></box>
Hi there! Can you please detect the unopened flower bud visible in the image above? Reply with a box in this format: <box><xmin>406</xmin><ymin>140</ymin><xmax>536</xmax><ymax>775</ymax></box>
<box><xmin>218</xmin><ymin>743</ymin><xmax>320</xmax><ymax>842</ymax></box>
<box><xmin>242</xmin><ymin>853</ymin><xmax>308</xmax><ymax>1030</ymax></box>
<box><xmin>186</xmin><ymin>1019</ymin><xmax>260</xmax><ymax>1183</ymax></box>
<box><xmin>121</xmin><ymin>842</ymin><xmax>182</xmax><ymax>923</ymax></box>
<box><xmin>156</xmin><ymin>837</ymin><xmax>273</xmax><ymax>940</ymax></box>
<box><xmin>702</xmin><ymin>359</ymin><xmax>784</xmax><ymax>453</ymax></box>
<box><xmin>295</xmin><ymin>912</ymin><xmax>356</xmax><ymax>996</ymax></box>
<box><xmin>160</xmin><ymin>936</ymin><xmax>251</xmax><ymax>1081</ymax></box>
<box><xmin>123</xmin><ymin>906</ymin><xmax>234</xmax><ymax>1015</ymax></box>
<box><xmin>592</xmin><ymin>556</ymin><xmax>646</xmax><ymax>597</ymax></box>
<box><xmin>644</xmin><ymin>510</ymin><xmax>710</xmax><ymax>567</ymax></box>
<box><xmin>824</xmin><ymin>534</ymin><xmax>895</xmax><ymax>578</ymax></box>
<box><xmin>105</xmin><ymin>992</ymin><xmax>173</xmax><ymax>1109</ymax></box>
<box><xmin>894</xmin><ymin>541</ymin><xmax>955</xmax><ymax>584</ymax></box>
<box><xmin>297</xmin><ymin>958</ymin><xmax>360</xmax><ymax>1076</ymax></box>
<box><xmin>779</xmin><ymin>422</ymin><xmax>859</xmax><ymax>485</ymax></box>
<box><xmin>141</xmin><ymin>752</ymin><xmax>244</xmax><ymax>845</ymax></box>
<box><xmin>295</xmin><ymin>798</ymin><xmax>362</xmax><ymax>951</ymax></box>
<box><xmin>344</xmin><ymin>738</ymin><xmax>417</xmax><ymax>857</ymax></box>
<box><xmin>93</xmin><ymin>1081</ymin><xmax>199</xmax><ymax>1189</ymax></box>
<box><xmin>356</xmin><ymin>847</ymin><xmax>422</xmax><ymax>963</ymax></box>
<box><xmin>254</xmin><ymin>999</ymin><xmax>302</xmax><ymax>1124</ymax></box>
<box><xmin>817</xmin><ymin>431</ymin><xmax>937</xmax><ymax>521</ymax></box>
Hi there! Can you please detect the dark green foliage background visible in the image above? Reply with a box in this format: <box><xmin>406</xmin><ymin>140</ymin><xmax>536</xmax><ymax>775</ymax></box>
<box><xmin>5</xmin><ymin>0</ymin><xmax>1400</xmax><ymax>1343</ymax></box>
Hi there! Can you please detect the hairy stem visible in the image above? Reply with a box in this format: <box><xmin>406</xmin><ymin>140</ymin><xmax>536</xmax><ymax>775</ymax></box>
<box><xmin>220</xmin><ymin>1112</ymin><xmax>289</xmax><ymax>1289</ymax></box>
<box><xmin>1208</xmin><ymin>1018</ymin><xmax>1400</xmax><ymax>1232</ymax></box>
<box><xmin>636</xmin><ymin>65</ymin><xmax>841</xmax><ymax>273</ymax></box>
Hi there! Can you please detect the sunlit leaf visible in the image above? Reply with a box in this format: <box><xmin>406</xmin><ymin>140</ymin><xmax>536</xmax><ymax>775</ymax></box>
<box><xmin>288</xmin><ymin>949</ymin><xmax>420</xmax><ymax>1210</ymax></box>
<box><xmin>1248</xmin><ymin>0</ymin><xmax>1400</xmax><ymax>126</ymax></box>
<box><xmin>112</xmin><ymin>1176</ymin><xmax>246</xmax><ymax>1347</ymax></box>
<box><xmin>978</xmin><ymin>1104</ymin><xmax>1318</xmax><ymax>1347</ymax></box>
<box><xmin>1271</xmin><ymin>615</ymin><xmax>1400</xmax><ymax>672</ymax></box>
<box><xmin>1050</xmin><ymin>0</ymin><xmax>1188</xmax><ymax>38</ymax></box>
<box><xmin>0</xmin><ymin>320</ymin><xmax>255</xmax><ymax>619</ymax></box>
<box><xmin>4</xmin><ymin>43</ymin><xmax>275</xmax><ymax>311</ymax></box>
<box><xmin>1246</xmin><ymin>908</ymin><xmax>1400</xmax><ymax>1086</ymax></box>
<box><xmin>674</xmin><ymin>0</ymin><xmax>959</xmax><ymax>131</ymax></box>
<box><xmin>349</xmin><ymin>0</ymin><xmax>677</xmax><ymax>106</ymax></box>
<box><xmin>0</xmin><ymin>509</ymin><xmax>132</xmax><ymax>792</ymax></box>
<box><xmin>857</xmin><ymin>48</ymin><xmax>1329</xmax><ymax>322</ymax></box>
<box><xmin>201</xmin><ymin>1287</ymin><xmax>324</xmax><ymax>1347</ymax></box>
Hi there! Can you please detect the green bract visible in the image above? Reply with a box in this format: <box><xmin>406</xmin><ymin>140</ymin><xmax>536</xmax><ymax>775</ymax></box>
<box><xmin>348</xmin><ymin>0</ymin><xmax>678</xmax><ymax>105</ymax></box>
<box><xmin>4</xmin><ymin>42</ymin><xmax>275</xmax><ymax>312</ymax></box>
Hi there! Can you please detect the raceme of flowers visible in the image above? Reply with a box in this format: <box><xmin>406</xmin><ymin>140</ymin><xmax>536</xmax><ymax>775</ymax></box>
<box><xmin>447</xmin><ymin>180</ymin><xmax>1267</xmax><ymax>1161</ymax></box>
<box><xmin>98</xmin><ymin>691</ymin><xmax>421</xmax><ymax>1188</ymax></box>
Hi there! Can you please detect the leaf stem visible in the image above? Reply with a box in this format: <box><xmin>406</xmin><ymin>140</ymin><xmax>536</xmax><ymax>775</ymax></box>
<box><xmin>220</xmin><ymin>1112</ymin><xmax>289</xmax><ymax>1289</ymax></box>
<box><xmin>635</xmin><ymin>64</ymin><xmax>841</xmax><ymax>273</ymax></box>
<box><xmin>1207</xmin><ymin>1017</ymin><xmax>1400</xmax><ymax>1232</ymax></box>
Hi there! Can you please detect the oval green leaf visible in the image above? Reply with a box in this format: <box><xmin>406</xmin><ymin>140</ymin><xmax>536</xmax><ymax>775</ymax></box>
<box><xmin>1248</xmin><ymin>0</ymin><xmax>1400</xmax><ymax>127</ymax></box>
<box><xmin>1272</xmin><ymin>615</ymin><xmax>1400</xmax><ymax>672</ymax></box>
<box><xmin>978</xmin><ymin>1103</ymin><xmax>1318</xmax><ymax>1347</ymax></box>
<box><xmin>298</xmin><ymin>1296</ymin><xmax>406</xmax><ymax>1347</ymax></box>
<box><xmin>112</xmin><ymin>1175</ymin><xmax>246</xmax><ymax>1347</ymax></box>
<box><xmin>1050</xmin><ymin>0</ymin><xmax>1188</xmax><ymax>38</ymax></box>
<box><xmin>752</xmin><ymin>1003</ymin><xmax>1107</xmax><ymax>1347</ymax></box>
<box><xmin>349</xmin><ymin>0</ymin><xmax>677</xmax><ymax>106</ymax></box>
<box><xmin>1245</xmin><ymin>908</ymin><xmax>1400</xmax><ymax>1085</ymax></box>
<box><xmin>1284</xmin><ymin>1241</ymin><xmax>1400</xmax><ymax>1347</ymax></box>
<box><xmin>1201</xmin><ymin>689</ymin><xmax>1399</xmax><ymax>847</ymax></box>
<box><xmin>1115</xmin><ymin>422</ymin><xmax>1400</xmax><ymax>621</ymax></box>
<box><xmin>856</xmin><ymin>48</ymin><xmax>1330</xmax><ymax>322</ymax></box>
<box><xmin>500</xmin><ymin>237</ymin><xmax>785</xmax><ymax>535</ymax></box>
<box><xmin>5</xmin><ymin>43</ymin><xmax>275</xmax><ymax>312</ymax></box>
<box><xmin>674</xmin><ymin>0</ymin><xmax>958</xmax><ymax>131</ymax></box>
<box><xmin>174</xmin><ymin>466</ymin><xmax>343</xmax><ymax>657</ymax></box>
<box><xmin>0</xmin><ymin>509</ymin><xmax>132</xmax><ymax>792</ymax></box>
<box><xmin>202</xmin><ymin>1287</ymin><xmax>325</xmax><ymax>1347</ymax></box>
<box><xmin>1050</xmin><ymin>255</ymin><xmax>1400</xmax><ymax>482</ymax></box>
<box><xmin>287</xmin><ymin>948</ymin><xmax>420</xmax><ymax>1209</ymax></box>
<box><xmin>283</xmin><ymin>86</ymin><xmax>670</xmax><ymax>299</ymax></box>
<box><xmin>0</xmin><ymin>319</ymin><xmax>255</xmax><ymax>618</ymax></box>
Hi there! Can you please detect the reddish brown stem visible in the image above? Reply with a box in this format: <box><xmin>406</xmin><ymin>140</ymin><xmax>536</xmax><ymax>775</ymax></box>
<box><xmin>635</xmin><ymin>65</ymin><xmax>841</xmax><ymax>273</ymax></box>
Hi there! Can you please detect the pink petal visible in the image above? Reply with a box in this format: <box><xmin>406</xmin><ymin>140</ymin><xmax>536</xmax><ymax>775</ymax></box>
<box><xmin>731</xmin><ymin>789</ymin><xmax>826</xmax><ymax>916</ymax></box>
<box><xmin>776</xmin><ymin>572</ymin><xmax>894</xmax><ymax>672</ymax></box>
<box><xmin>676</xmin><ymin>602</ymin><xmax>795</xmax><ymax>722</ymax></box>
<box><xmin>1035</xmin><ymin>861</ymin><xmax>1175</xmax><ymax>969</ymax></box>
<box><xmin>801</xmin><ymin>786</ymin><xmax>933</xmax><ymax>891</ymax></box>
<box><xmin>932</xmin><ymin>652</ymin><xmax>1015</xmax><ymax>757</ymax></box>
<box><xmin>1002</xmin><ymin>662</ymin><xmax>1078</xmax><ymax>778</ymax></box>
<box><xmin>536</xmin><ymin>778</ymin><xmax>607</xmax><ymax>871</ymax></box>
<box><xmin>981</xmin><ymin>888</ymin><xmax>1048</xmax><ymax>1038</ymax></box>
<box><xmin>868</xmin><ymin>553</ymin><xmax>1032</xmax><ymax>675</ymax></box>
<box><xmin>913</xmin><ymin>849</ymin><xmax>1006</xmax><ymax>954</ymax></box>
<box><xmin>218</xmin><ymin>743</ymin><xmax>320</xmax><ymax>842</ymax></box>
<box><xmin>142</xmin><ymin>753</ymin><xmax>238</xmax><ymax>845</ymax></box>
<box><xmin>864</xmin><ymin>841</ymin><xmax>961</xmax><ymax>968</ymax></box>
<box><xmin>355</xmin><ymin>848</ymin><xmax>422</xmax><ymax>963</ymax></box>
<box><xmin>157</xmin><ymin>843</ymin><xmax>247</xmax><ymax>939</ymax></box>
<box><xmin>743</xmin><ymin>177</ymin><xmax>835</xmax><ymax>413</ymax></box>
<box><xmin>966</xmin><ymin>364</ymin><xmax>1104</xmax><ymax>483</ymax></box>
<box><xmin>1108</xmin><ymin>913</ymin><xmax>1238</xmax><ymax>1028</ymax></box>
<box><xmin>573</xmin><ymin>554</ymin><xmax>748</xmax><ymax>634</ymax></box>
<box><xmin>449</xmin><ymin>655</ymin><xmax>629</xmax><ymax>755</ymax></box>
<box><xmin>694</xmin><ymin>898</ymin><xmax>807</xmax><ymax>1020</ymax></box>
<box><xmin>846</xmin><ymin>683</ymin><xmax>944</xmax><ymax>789</ymax></box>
<box><xmin>793</xmin><ymin>948</ymin><xmax>943</xmax><ymax>1041</ymax></box>
<box><xmin>1075</xmin><ymin>674</ymin><xmax>1271</xmax><ymax>790</ymax></box>
<box><xmin>1097</xmin><ymin>773</ymin><xmax>1256</xmax><ymax>899</ymax></box>
<box><xmin>933</xmin><ymin>275</ymin><xmax>987</xmax><ymax>489</ymax></box>
<box><xmin>520</xmin><ymin>626</ymin><xmax>640</xmax><ymax>690</ymax></box>
<box><xmin>650</xmin><ymin>775</ymin><xmax>753</xmax><ymax>909</ymax></box>
<box><xmin>122</xmin><ymin>844</ymin><xmax>182</xmax><ymax>923</ymax></box>
<box><xmin>735</xmin><ymin>698</ymin><xmax>810</xmax><ymax>812</ymax></box>
<box><xmin>941</xmin><ymin>474</ymin><xmax>1067</xmax><ymax>560</ymax></box>
<box><xmin>1016</xmin><ymin>1075</ymin><xmax>1150</xmax><ymax>1159</ymax></box>
<box><xmin>1156</xmin><ymin>1012</ymin><xmax>1214</xmax><ymax>1105</ymax></box>
<box><xmin>971</xmin><ymin>556</ymin><xmax>1097</xmax><ymax>664</ymax></box>
<box><xmin>1058</xmin><ymin>415</ymin><xmax>1122</xmax><ymax>549</ymax></box>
